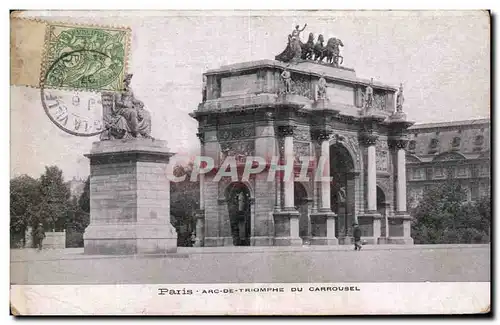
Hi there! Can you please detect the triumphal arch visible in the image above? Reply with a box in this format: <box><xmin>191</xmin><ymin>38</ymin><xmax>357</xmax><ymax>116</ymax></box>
<box><xmin>191</xmin><ymin>29</ymin><xmax>414</xmax><ymax>247</ymax></box>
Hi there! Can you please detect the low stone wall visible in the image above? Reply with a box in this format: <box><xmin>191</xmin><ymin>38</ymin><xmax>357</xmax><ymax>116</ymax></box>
<box><xmin>25</xmin><ymin>227</ymin><xmax>66</xmax><ymax>249</ymax></box>
<box><xmin>44</xmin><ymin>232</ymin><xmax>66</xmax><ymax>249</ymax></box>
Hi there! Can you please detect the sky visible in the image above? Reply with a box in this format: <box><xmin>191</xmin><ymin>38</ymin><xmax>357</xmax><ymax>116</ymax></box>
<box><xmin>10</xmin><ymin>10</ymin><xmax>490</xmax><ymax>180</ymax></box>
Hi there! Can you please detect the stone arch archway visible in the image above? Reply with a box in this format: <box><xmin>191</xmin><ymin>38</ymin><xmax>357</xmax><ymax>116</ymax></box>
<box><xmin>330</xmin><ymin>142</ymin><xmax>356</xmax><ymax>238</ymax></box>
<box><xmin>333</xmin><ymin>136</ymin><xmax>362</xmax><ymax>173</ymax></box>
<box><xmin>224</xmin><ymin>182</ymin><xmax>252</xmax><ymax>246</ymax></box>
<box><xmin>377</xmin><ymin>186</ymin><xmax>388</xmax><ymax>238</ymax></box>
<box><xmin>294</xmin><ymin>181</ymin><xmax>309</xmax><ymax>240</ymax></box>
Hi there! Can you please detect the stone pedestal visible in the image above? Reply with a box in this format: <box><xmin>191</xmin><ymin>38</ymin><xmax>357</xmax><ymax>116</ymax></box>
<box><xmin>251</xmin><ymin>236</ymin><xmax>274</xmax><ymax>246</ymax></box>
<box><xmin>83</xmin><ymin>139</ymin><xmax>178</xmax><ymax>255</ymax></box>
<box><xmin>272</xmin><ymin>209</ymin><xmax>302</xmax><ymax>246</ymax></box>
<box><xmin>309</xmin><ymin>211</ymin><xmax>338</xmax><ymax>245</ymax></box>
<box><xmin>24</xmin><ymin>226</ymin><xmax>33</xmax><ymax>248</ymax></box>
<box><xmin>194</xmin><ymin>209</ymin><xmax>205</xmax><ymax>247</ymax></box>
<box><xmin>388</xmin><ymin>213</ymin><xmax>414</xmax><ymax>245</ymax></box>
<box><xmin>359</xmin><ymin>212</ymin><xmax>382</xmax><ymax>245</ymax></box>
<box><xmin>389</xmin><ymin>111</ymin><xmax>407</xmax><ymax>121</ymax></box>
<box><xmin>204</xmin><ymin>237</ymin><xmax>234</xmax><ymax>247</ymax></box>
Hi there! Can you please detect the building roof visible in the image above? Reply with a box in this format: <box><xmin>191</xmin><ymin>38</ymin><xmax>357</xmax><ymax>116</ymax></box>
<box><xmin>205</xmin><ymin>59</ymin><xmax>397</xmax><ymax>91</ymax></box>
<box><xmin>409</xmin><ymin>118</ymin><xmax>490</xmax><ymax>130</ymax></box>
<box><xmin>407</xmin><ymin>118</ymin><xmax>490</xmax><ymax>157</ymax></box>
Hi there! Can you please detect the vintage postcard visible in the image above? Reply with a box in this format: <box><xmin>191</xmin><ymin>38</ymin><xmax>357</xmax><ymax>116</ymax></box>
<box><xmin>9</xmin><ymin>10</ymin><xmax>491</xmax><ymax>315</ymax></box>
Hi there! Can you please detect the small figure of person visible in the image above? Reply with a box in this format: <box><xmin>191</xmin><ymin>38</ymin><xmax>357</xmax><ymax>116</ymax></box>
<box><xmin>33</xmin><ymin>223</ymin><xmax>45</xmax><ymax>251</ymax></box>
<box><xmin>364</xmin><ymin>78</ymin><xmax>374</xmax><ymax>109</ymax></box>
<box><xmin>353</xmin><ymin>223</ymin><xmax>362</xmax><ymax>251</ymax></box>
<box><xmin>281</xmin><ymin>68</ymin><xmax>292</xmax><ymax>94</ymax></box>
<box><xmin>190</xmin><ymin>231</ymin><xmax>196</xmax><ymax>247</ymax></box>
<box><xmin>317</xmin><ymin>73</ymin><xmax>327</xmax><ymax>100</ymax></box>
<box><xmin>290</xmin><ymin>24</ymin><xmax>307</xmax><ymax>59</ymax></box>
<box><xmin>396</xmin><ymin>82</ymin><xmax>404</xmax><ymax>112</ymax></box>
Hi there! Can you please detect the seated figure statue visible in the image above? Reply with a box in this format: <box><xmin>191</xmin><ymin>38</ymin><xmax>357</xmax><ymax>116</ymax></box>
<box><xmin>100</xmin><ymin>74</ymin><xmax>153</xmax><ymax>140</ymax></box>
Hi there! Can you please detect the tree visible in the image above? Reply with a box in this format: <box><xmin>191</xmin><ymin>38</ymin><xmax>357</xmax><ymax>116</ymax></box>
<box><xmin>170</xmin><ymin>163</ymin><xmax>199</xmax><ymax>246</ymax></box>
<box><xmin>10</xmin><ymin>175</ymin><xmax>41</xmax><ymax>247</ymax></box>
<box><xmin>32</xmin><ymin>166</ymin><xmax>71</xmax><ymax>232</ymax></box>
<box><xmin>411</xmin><ymin>180</ymin><xmax>491</xmax><ymax>244</ymax></box>
<box><xmin>78</xmin><ymin>176</ymin><xmax>90</xmax><ymax>213</ymax></box>
<box><xmin>66</xmin><ymin>177</ymin><xmax>90</xmax><ymax>248</ymax></box>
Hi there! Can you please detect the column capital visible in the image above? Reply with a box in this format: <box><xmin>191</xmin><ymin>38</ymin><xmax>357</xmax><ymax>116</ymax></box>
<box><xmin>311</xmin><ymin>129</ymin><xmax>332</xmax><ymax>143</ymax></box>
<box><xmin>389</xmin><ymin>139</ymin><xmax>408</xmax><ymax>150</ymax></box>
<box><xmin>278</xmin><ymin>125</ymin><xmax>295</xmax><ymax>137</ymax></box>
<box><xmin>360</xmin><ymin>133</ymin><xmax>378</xmax><ymax>146</ymax></box>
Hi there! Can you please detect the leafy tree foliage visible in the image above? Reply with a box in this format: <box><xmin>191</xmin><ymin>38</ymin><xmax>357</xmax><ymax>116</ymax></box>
<box><xmin>66</xmin><ymin>177</ymin><xmax>90</xmax><ymax>247</ymax></box>
<box><xmin>170</xmin><ymin>163</ymin><xmax>199</xmax><ymax>246</ymax></box>
<box><xmin>10</xmin><ymin>175</ymin><xmax>41</xmax><ymax>246</ymax></box>
<box><xmin>10</xmin><ymin>167</ymin><xmax>89</xmax><ymax>248</ymax></box>
<box><xmin>411</xmin><ymin>181</ymin><xmax>491</xmax><ymax>244</ymax></box>
<box><xmin>35</xmin><ymin>166</ymin><xmax>71</xmax><ymax>231</ymax></box>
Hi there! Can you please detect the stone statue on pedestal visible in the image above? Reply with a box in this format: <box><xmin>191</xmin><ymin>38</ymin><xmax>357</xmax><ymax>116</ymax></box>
<box><xmin>275</xmin><ymin>24</ymin><xmax>307</xmax><ymax>62</ymax></box>
<box><xmin>396</xmin><ymin>83</ymin><xmax>404</xmax><ymax>112</ymax></box>
<box><xmin>316</xmin><ymin>73</ymin><xmax>327</xmax><ymax>100</ymax></box>
<box><xmin>363</xmin><ymin>78</ymin><xmax>375</xmax><ymax>110</ymax></box>
<box><xmin>100</xmin><ymin>73</ymin><xmax>153</xmax><ymax>140</ymax></box>
<box><xmin>281</xmin><ymin>68</ymin><xmax>292</xmax><ymax>94</ymax></box>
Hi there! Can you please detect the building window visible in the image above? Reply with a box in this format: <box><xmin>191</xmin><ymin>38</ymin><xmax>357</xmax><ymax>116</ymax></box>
<box><xmin>408</xmin><ymin>140</ymin><xmax>417</xmax><ymax>153</ymax></box>
<box><xmin>434</xmin><ymin>167</ymin><xmax>445</xmax><ymax>179</ymax></box>
<box><xmin>409</xmin><ymin>188</ymin><xmax>424</xmax><ymax>208</ymax></box>
<box><xmin>412</xmin><ymin>168</ymin><xmax>424</xmax><ymax>180</ymax></box>
<box><xmin>479</xmin><ymin>183</ymin><xmax>490</xmax><ymax>197</ymax></box>
<box><xmin>457</xmin><ymin>166</ymin><xmax>468</xmax><ymax>177</ymax></box>
<box><xmin>471</xmin><ymin>185</ymin><xmax>479</xmax><ymax>201</ymax></box>
<box><xmin>451</xmin><ymin>136</ymin><xmax>461</xmax><ymax>150</ymax></box>
<box><xmin>479</xmin><ymin>164</ymin><xmax>490</xmax><ymax>177</ymax></box>
<box><xmin>474</xmin><ymin>135</ymin><xmax>484</xmax><ymax>146</ymax></box>
<box><xmin>428</xmin><ymin>138</ymin><xmax>439</xmax><ymax>154</ymax></box>
<box><xmin>464</xmin><ymin>186</ymin><xmax>471</xmax><ymax>201</ymax></box>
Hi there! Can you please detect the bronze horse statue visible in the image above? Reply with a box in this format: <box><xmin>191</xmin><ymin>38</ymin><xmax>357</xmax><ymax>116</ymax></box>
<box><xmin>275</xmin><ymin>31</ymin><xmax>344</xmax><ymax>67</ymax></box>
<box><xmin>324</xmin><ymin>37</ymin><xmax>344</xmax><ymax>66</ymax></box>
<box><xmin>300</xmin><ymin>33</ymin><xmax>315</xmax><ymax>60</ymax></box>
<box><xmin>312</xmin><ymin>35</ymin><xmax>343</xmax><ymax>66</ymax></box>
<box><xmin>313</xmin><ymin>34</ymin><xmax>326</xmax><ymax>61</ymax></box>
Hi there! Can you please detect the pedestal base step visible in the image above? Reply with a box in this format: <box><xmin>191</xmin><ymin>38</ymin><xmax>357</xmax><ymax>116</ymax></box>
<box><xmin>83</xmin><ymin>223</ymin><xmax>178</xmax><ymax>255</ymax></box>
<box><xmin>273</xmin><ymin>237</ymin><xmax>303</xmax><ymax>246</ymax></box>
<box><xmin>310</xmin><ymin>237</ymin><xmax>339</xmax><ymax>245</ymax></box>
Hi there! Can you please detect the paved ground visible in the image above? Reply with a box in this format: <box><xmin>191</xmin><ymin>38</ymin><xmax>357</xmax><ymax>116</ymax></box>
<box><xmin>10</xmin><ymin>244</ymin><xmax>490</xmax><ymax>284</ymax></box>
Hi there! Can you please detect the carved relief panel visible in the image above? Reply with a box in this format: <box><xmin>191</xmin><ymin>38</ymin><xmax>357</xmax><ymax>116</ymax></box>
<box><xmin>294</xmin><ymin>142</ymin><xmax>311</xmax><ymax>164</ymax></box>
<box><xmin>290</xmin><ymin>74</ymin><xmax>313</xmax><ymax>99</ymax></box>
<box><xmin>376</xmin><ymin>139</ymin><xmax>389</xmax><ymax>172</ymax></box>
<box><xmin>293</xmin><ymin>125</ymin><xmax>310</xmax><ymax>142</ymax></box>
<box><xmin>373</xmin><ymin>91</ymin><xmax>387</xmax><ymax>111</ymax></box>
<box><xmin>220</xmin><ymin>141</ymin><xmax>255</xmax><ymax>164</ymax></box>
<box><xmin>218</xmin><ymin>127</ymin><xmax>255</xmax><ymax>141</ymax></box>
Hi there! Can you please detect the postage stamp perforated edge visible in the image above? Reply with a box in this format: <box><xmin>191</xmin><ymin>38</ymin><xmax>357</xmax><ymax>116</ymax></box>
<box><xmin>40</xmin><ymin>22</ymin><xmax>132</xmax><ymax>93</ymax></box>
<box><xmin>10</xmin><ymin>14</ymin><xmax>132</xmax><ymax>93</ymax></box>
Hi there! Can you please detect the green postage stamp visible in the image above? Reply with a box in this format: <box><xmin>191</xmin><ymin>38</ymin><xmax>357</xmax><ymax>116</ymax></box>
<box><xmin>43</xmin><ymin>24</ymin><xmax>130</xmax><ymax>91</ymax></box>
<box><xmin>10</xmin><ymin>16</ymin><xmax>131</xmax><ymax>92</ymax></box>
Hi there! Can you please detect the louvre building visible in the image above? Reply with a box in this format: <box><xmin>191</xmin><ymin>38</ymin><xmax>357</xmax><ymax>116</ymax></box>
<box><xmin>406</xmin><ymin>118</ymin><xmax>491</xmax><ymax>208</ymax></box>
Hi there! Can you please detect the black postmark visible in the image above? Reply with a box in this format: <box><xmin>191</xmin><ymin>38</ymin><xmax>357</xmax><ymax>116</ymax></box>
<box><xmin>40</xmin><ymin>49</ymin><xmax>113</xmax><ymax>137</ymax></box>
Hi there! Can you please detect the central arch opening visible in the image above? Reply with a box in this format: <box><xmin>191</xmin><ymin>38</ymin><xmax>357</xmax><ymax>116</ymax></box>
<box><xmin>330</xmin><ymin>143</ymin><xmax>355</xmax><ymax>238</ymax></box>
<box><xmin>377</xmin><ymin>186</ymin><xmax>388</xmax><ymax>238</ymax></box>
<box><xmin>225</xmin><ymin>182</ymin><xmax>251</xmax><ymax>246</ymax></box>
<box><xmin>294</xmin><ymin>182</ymin><xmax>309</xmax><ymax>241</ymax></box>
